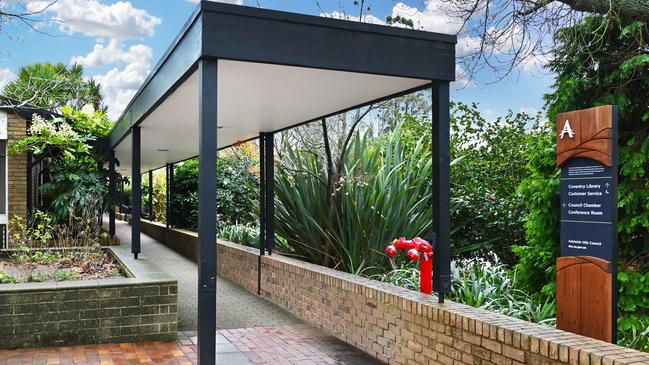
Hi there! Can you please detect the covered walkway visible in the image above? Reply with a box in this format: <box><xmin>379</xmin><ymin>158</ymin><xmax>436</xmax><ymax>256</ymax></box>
<box><xmin>104</xmin><ymin>3</ymin><xmax>455</xmax><ymax>363</ymax></box>
<box><xmin>0</xmin><ymin>220</ymin><xmax>379</xmax><ymax>365</ymax></box>
<box><xmin>111</xmin><ymin>219</ymin><xmax>299</xmax><ymax>331</ymax></box>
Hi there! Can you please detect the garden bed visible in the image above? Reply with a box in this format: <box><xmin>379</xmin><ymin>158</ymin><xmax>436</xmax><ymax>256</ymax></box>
<box><xmin>0</xmin><ymin>247</ymin><xmax>124</xmax><ymax>283</ymax></box>
<box><xmin>0</xmin><ymin>245</ymin><xmax>178</xmax><ymax>349</ymax></box>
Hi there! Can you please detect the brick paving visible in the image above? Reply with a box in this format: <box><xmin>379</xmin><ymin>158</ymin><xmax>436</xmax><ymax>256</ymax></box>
<box><xmin>112</xmin><ymin>219</ymin><xmax>301</xmax><ymax>331</ymax></box>
<box><xmin>0</xmin><ymin>326</ymin><xmax>380</xmax><ymax>364</ymax></box>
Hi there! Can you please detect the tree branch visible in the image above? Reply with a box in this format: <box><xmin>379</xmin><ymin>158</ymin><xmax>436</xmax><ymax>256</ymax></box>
<box><xmin>556</xmin><ymin>0</ymin><xmax>649</xmax><ymax>23</ymax></box>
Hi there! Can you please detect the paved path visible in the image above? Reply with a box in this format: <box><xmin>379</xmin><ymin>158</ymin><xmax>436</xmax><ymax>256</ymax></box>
<box><xmin>74</xmin><ymin>219</ymin><xmax>383</xmax><ymax>364</ymax></box>
<box><xmin>0</xmin><ymin>327</ymin><xmax>380</xmax><ymax>365</ymax></box>
<box><xmin>112</xmin><ymin>219</ymin><xmax>301</xmax><ymax>331</ymax></box>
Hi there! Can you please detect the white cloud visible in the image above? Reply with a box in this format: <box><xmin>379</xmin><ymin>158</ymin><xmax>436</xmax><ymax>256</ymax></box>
<box><xmin>72</xmin><ymin>40</ymin><xmax>153</xmax><ymax>120</ymax></box>
<box><xmin>453</xmin><ymin>64</ymin><xmax>472</xmax><ymax>88</ymax></box>
<box><xmin>389</xmin><ymin>2</ymin><xmax>462</xmax><ymax>34</ymax></box>
<box><xmin>70</xmin><ymin>39</ymin><xmax>152</xmax><ymax>68</ymax></box>
<box><xmin>321</xmin><ymin>10</ymin><xmax>385</xmax><ymax>25</ymax></box>
<box><xmin>520</xmin><ymin>106</ymin><xmax>539</xmax><ymax>115</ymax></box>
<box><xmin>24</xmin><ymin>0</ymin><xmax>161</xmax><ymax>39</ymax></box>
<box><xmin>186</xmin><ymin>0</ymin><xmax>243</xmax><ymax>4</ymax></box>
<box><xmin>519</xmin><ymin>53</ymin><xmax>549</xmax><ymax>72</ymax></box>
<box><xmin>456</xmin><ymin>35</ymin><xmax>481</xmax><ymax>56</ymax></box>
<box><xmin>0</xmin><ymin>68</ymin><xmax>17</xmax><ymax>91</ymax></box>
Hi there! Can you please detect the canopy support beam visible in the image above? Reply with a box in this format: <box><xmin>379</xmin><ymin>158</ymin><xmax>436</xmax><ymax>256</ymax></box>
<box><xmin>263</xmin><ymin>132</ymin><xmax>275</xmax><ymax>255</ymax></box>
<box><xmin>131</xmin><ymin>127</ymin><xmax>142</xmax><ymax>260</ymax></box>
<box><xmin>432</xmin><ymin>82</ymin><xmax>451</xmax><ymax>304</ymax></box>
<box><xmin>258</xmin><ymin>133</ymin><xmax>266</xmax><ymax>295</ymax></box>
<box><xmin>166</xmin><ymin>163</ymin><xmax>173</xmax><ymax>228</ymax></box>
<box><xmin>108</xmin><ymin>150</ymin><xmax>116</xmax><ymax>237</ymax></box>
<box><xmin>197</xmin><ymin>58</ymin><xmax>218</xmax><ymax>365</ymax></box>
<box><xmin>148</xmin><ymin>170</ymin><xmax>153</xmax><ymax>220</ymax></box>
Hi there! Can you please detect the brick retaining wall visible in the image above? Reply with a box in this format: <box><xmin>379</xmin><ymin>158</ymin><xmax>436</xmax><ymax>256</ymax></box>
<box><xmin>0</xmin><ymin>246</ymin><xmax>178</xmax><ymax>349</ymax></box>
<box><xmin>136</xmin><ymin>219</ymin><xmax>649</xmax><ymax>365</ymax></box>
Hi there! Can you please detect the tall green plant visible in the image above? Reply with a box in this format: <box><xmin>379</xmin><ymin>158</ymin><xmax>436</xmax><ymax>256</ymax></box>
<box><xmin>275</xmin><ymin>127</ymin><xmax>432</xmax><ymax>273</ymax></box>
<box><xmin>170</xmin><ymin>147</ymin><xmax>259</xmax><ymax>230</ymax></box>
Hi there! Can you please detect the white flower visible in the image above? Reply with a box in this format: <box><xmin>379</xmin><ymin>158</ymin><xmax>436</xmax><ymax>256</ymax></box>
<box><xmin>81</xmin><ymin>104</ymin><xmax>96</xmax><ymax>115</ymax></box>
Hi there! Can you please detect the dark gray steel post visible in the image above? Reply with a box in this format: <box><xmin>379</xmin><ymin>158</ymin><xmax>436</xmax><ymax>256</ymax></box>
<box><xmin>169</xmin><ymin>164</ymin><xmax>174</xmax><ymax>228</ymax></box>
<box><xmin>26</xmin><ymin>152</ymin><xmax>32</xmax><ymax>213</ymax></box>
<box><xmin>264</xmin><ymin>132</ymin><xmax>275</xmax><ymax>255</ymax></box>
<box><xmin>148</xmin><ymin>170</ymin><xmax>153</xmax><ymax>220</ymax></box>
<box><xmin>108</xmin><ymin>150</ymin><xmax>116</xmax><ymax>237</ymax></box>
<box><xmin>432</xmin><ymin>82</ymin><xmax>451</xmax><ymax>304</ymax></box>
<box><xmin>165</xmin><ymin>164</ymin><xmax>171</xmax><ymax>228</ymax></box>
<box><xmin>258</xmin><ymin>133</ymin><xmax>266</xmax><ymax>295</ymax></box>
<box><xmin>131</xmin><ymin>127</ymin><xmax>142</xmax><ymax>259</ymax></box>
<box><xmin>197</xmin><ymin>58</ymin><xmax>218</xmax><ymax>364</ymax></box>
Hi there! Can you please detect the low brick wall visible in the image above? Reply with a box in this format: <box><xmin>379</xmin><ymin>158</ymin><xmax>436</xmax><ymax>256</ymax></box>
<box><xmin>0</xmin><ymin>246</ymin><xmax>178</xmax><ymax>349</ymax></box>
<box><xmin>128</xmin><ymin>220</ymin><xmax>649</xmax><ymax>365</ymax></box>
<box><xmin>139</xmin><ymin>219</ymin><xmax>198</xmax><ymax>262</ymax></box>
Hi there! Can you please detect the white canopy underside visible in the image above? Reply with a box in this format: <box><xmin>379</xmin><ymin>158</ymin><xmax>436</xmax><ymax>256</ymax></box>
<box><xmin>114</xmin><ymin>60</ymin><xmax>429</xmax><ymax>174</ymax></box>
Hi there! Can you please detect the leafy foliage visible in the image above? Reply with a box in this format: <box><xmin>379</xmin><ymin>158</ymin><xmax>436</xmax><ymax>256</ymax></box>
<box><xmin>0</xmin><ymin>271</ymin><xmax>16</xmax><ymax>284</ymax></box>
<box><xmin>10</xmin><ymin>107</ymin><xmax>112</xmax><ymax>224</ymax></box>
<box><xmin>218</xmin><ymin>223</ymin><xmax>293</xmax><ymax>253</ymax></box>
<box><xmin>275</xmin><ymin>126</ymin><xmax>432</xmax><ymax>273</ymax></box>
<box><xmin>372</xmin><ymin>255</ymin><xmax>556</xmax><ymax>326</ymax></box>
<box><xmin>450</xmin><ymin>103</ymin><xmax>539</xmax><ymax>263</ymax></box>
<box><xmin>142</xmin><ymin>170</ymin><xmax>167</xmax><ymax>222</ymax></box>
<box><xmin>170</xmin><ymin>145</ymin><xmax>259</xmax><ymax>230</ymax></box>
<box><xmin>515</xmin><ymin>15</ymin><xmax>649</xmax><ymax>350</ymax></box>
<box><xmin>3</xmin><ymin>63</ymin><xmax>104</xmax><ymax>112</ymax></box>
<box><xmin>513</xmin><ymin>122</ymin><xmax>561</xmax><ymax>294</ymax></box>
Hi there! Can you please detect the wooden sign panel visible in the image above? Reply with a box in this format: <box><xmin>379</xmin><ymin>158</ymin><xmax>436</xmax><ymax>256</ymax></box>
<box><xmin>556</xmin><ymin>105</ymin><xmax>618</xmax><ymax>343</ymax></box>
<box><xmin>557</xmin><ymin>105</ymin><xmax>614</xmax><ymax>167</ymax></box>
<box><xmin>556</xmin><ymin>256</ymin><xmax>613</xmax><ymax>343</ymax></box>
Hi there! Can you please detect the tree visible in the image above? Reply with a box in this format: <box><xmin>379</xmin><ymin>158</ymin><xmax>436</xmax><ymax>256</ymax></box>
<box><xmin>317</xmin><ymin>0</ymin><xmax>648</xmax><ymax>83</ymax></box>
<box><xmin>0</xmin><ymin>1</ymin><xmax>57</xmax><ymax>36</ymax></box>
<box><xmin>514</xmin><ymin>16</ymin><xmax>649</xmax><ymax>349</ymax></box>
<box><xmin>2</xmin><ymin>63</ymin><xmax>104</xmax><ymax>112</ymax></box>
<box><xmin>10</xmin><ymin>106</ymin><xmax>113</xmax><ymax>223</ymax></box>
<box><xmin>437</xmin><ymin>0</ymin><xmax>649</xmax><ymax>81</ymax></box>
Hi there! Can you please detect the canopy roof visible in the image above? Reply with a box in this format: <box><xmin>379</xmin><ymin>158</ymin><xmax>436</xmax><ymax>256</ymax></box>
<box><xmin>109</xmin><ymin>1</ymin><xmax>456</xmax><ymax>175</ymax></box>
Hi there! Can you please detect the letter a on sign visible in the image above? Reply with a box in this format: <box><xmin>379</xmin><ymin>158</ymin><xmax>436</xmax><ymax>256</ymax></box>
<box><xmin>560</xmin><ymin>120</ymin><xmax>575</xmax><ymax>139</ymax></box>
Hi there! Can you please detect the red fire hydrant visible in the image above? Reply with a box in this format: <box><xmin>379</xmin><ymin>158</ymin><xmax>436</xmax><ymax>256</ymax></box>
<box><xmin>386</xmin><ymin>237</ymin><xmax>433</xmax><ymax>294</ymax></box>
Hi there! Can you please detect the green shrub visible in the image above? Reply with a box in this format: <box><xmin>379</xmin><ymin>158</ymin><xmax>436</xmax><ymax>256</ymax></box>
<box><xmin>219</xmin><ymin>224</ymin><xmax>259</xmax><ymax>248</ymax></box>
<box><xmin>0</xmin><ymin>271</ymin><xmax>16</xmax><ymax>284</ymax></box>
<box><xmin>450</xmin><ymin>103</ymin><xmax>539</xmax><ymax>263</ymax></box>
<box><xmin>371</xmin><ymin>254</ymin><xmax>556</xmax><ymax>326</ymax></box>
<box><xmin>51</xmin><ymin>269</ymin><xmax>80</xmax><ymax>282</ymax></box>
<box><xmin>170</xmin><ymin>147</ymin><xmax>259</xmax><ymax>230</ymax></box>
<box><xmin>618</xmin><ymin>315</ymin><xmax>649</xmax><ymax>352</ymax></box>
<box><xmin>219</xmin><ymin>223</ymin><xmax>293</xmax><ymax>253</ymax></box>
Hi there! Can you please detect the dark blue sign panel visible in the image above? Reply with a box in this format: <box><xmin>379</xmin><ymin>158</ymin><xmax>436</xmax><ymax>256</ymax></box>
<box><xmin>560</xmin><ymin>158</ymin><xmax>616</xmax><ymax>262</ymax></box>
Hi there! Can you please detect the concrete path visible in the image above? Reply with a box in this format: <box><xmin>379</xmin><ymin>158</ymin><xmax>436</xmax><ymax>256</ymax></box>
<box><xmin>112</xmin><ymin>219</ymin><xmax>301</xmax><ymax>331</ymax></box>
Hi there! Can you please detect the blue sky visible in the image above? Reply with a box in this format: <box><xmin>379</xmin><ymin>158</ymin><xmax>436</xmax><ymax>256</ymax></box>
<box><xmin>0</xmin><ymin>0</ymin><xmax>553</xmax><ymax>120</ymax></box>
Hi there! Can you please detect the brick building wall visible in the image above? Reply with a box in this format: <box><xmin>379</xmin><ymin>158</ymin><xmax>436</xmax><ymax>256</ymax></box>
<box><xmin>7</xmin><ymin>112</ymin><xmax>28</xmax><ymax>221</ymax></box>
